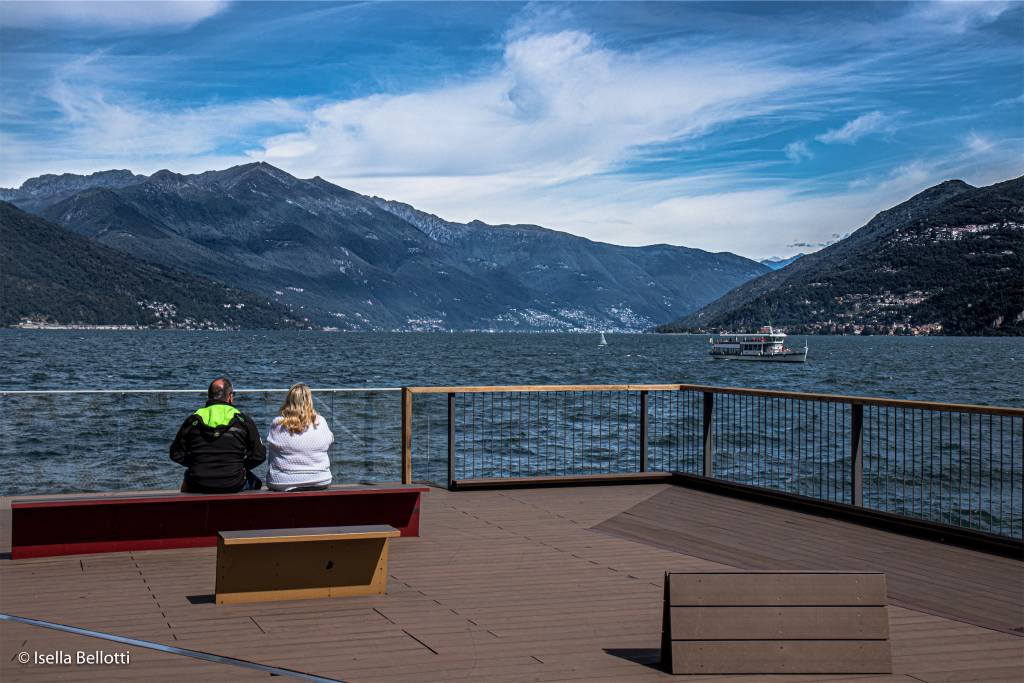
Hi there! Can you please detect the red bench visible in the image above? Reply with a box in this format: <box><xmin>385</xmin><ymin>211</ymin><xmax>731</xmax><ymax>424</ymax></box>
<box><xmin>10</xmin><ymin>484</ymin><xmax>427</xmax><ymax>559</ymax></box>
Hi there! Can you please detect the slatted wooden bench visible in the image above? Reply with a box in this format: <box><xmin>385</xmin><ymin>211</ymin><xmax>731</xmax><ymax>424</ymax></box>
<box><xmin>661</xmin><ymin>571</ymin><xmax>891</xmax><ymax>674</ymax></box>
<box><xmin>215</xmin><ymin>524</ymin><xmax>400</xmax><ymax>604</ymax></box>
<box><xmin>10</xmin><ymin>485</ymin><xmax>427</xmax><ymax>559</ymax></box>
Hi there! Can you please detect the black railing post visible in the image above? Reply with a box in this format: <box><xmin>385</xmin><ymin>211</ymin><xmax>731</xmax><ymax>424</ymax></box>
<box><xmin>639</xmin><ymin>390</ymin><xmax>649</xmax><ymax>472</ymax></box>
<box><xmin>447</xmin><ymin>392</ymin><xmax>456</xmax><ymax>490</ymax></box>
<box><xmin>702</xmin><ymin>391</ymin><xmax>714</xmax><ymax>477</ymax></box>
<box><xmin>851</xmin><ymin>402</ymin><xmax>864</xmax><ymax>507</ymax></box>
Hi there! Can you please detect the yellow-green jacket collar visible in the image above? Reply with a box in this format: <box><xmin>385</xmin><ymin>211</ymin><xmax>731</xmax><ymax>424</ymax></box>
<box><xmin>193</xmin><ymin>402</ymin><xmax>240</xmax><ymax>428</ymax></box>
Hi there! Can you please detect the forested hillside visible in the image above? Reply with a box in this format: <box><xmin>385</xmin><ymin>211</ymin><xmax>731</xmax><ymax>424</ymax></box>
<box><xmin>657</xmin><ymin>176</ymin><xmax>1024</xmax><ymax>336</ymax></box>
<box><xmin>0</xmin><ymin>202</ymin><xmax>310</xmax><ymax>329</ymax></box>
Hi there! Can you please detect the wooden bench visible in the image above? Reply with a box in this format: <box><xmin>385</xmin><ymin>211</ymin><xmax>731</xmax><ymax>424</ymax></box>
<box><xmin>661</xmin><ymin>571</ymin><xmax>891</xmax><ymax>674</ymax></box>
<box><xmin>215</xmin><ymin>525</ymin><xmax>400</xmax><ymax>604</ymax></box>
<box><xmin>10</xmin><ymin>485</ymin><xmax>427</xmax><ymax>559</ymax></box>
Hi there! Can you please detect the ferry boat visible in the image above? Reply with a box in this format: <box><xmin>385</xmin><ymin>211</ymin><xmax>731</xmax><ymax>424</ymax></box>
<box><xmin>709</xmin><ymin>326</ymin><xmax>807</xmax><ymax>362</ymax></box>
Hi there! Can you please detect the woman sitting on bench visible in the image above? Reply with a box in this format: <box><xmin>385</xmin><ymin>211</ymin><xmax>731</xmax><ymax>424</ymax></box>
<box><xmin>265</xmin><ymin>383</ymin><xmax>334</xmax><ymax>491</ymax></box>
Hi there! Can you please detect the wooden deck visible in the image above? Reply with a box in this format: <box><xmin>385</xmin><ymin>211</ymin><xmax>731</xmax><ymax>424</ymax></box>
<box><xmin>594</xmin><ymin>485</ymin><xmax>1024</xmax><ymax>635</ymax></box>
<box><xmin>1</xmin><ymin>484</ymin><xmax>1021</xmax><ymax>682</ymax></box>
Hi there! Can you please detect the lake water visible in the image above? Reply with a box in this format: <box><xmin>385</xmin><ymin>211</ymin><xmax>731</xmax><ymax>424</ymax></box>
<box><xmin>0</xmin><ymin>331</ymin><xmax>1020</xmax><ymax>538</ymax></box>
<box><xmin>2</xmin><ymin>330</ymin><xmax>1021</xmax><ymax>403</ymax></box>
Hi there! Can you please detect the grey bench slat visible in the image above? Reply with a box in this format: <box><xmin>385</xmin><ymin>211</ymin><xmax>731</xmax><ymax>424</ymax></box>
<box><xmin>669</xmin><ymin>572</ymin><xmax>887</xmax><ymax>606</ymax></box>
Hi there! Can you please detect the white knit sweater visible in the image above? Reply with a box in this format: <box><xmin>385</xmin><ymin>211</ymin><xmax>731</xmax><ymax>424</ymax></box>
<box><xmin>265</xmin><ymin>415</ymin><xmax>334</xmax><ymax>491</ymax></box>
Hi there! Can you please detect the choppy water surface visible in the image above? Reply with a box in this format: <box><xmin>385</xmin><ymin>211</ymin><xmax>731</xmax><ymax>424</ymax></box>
<box><xmin>2</xmin><ymin>330</ymin><xmax>1021</xmax><ymax>402</ymax></box>
<box><xmin>0</xmin><ymin>331</ymin><xmax>1021</xmax><ymax>538</ymax></box>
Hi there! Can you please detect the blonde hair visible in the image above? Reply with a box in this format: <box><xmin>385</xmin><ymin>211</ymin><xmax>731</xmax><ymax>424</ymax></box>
<box><xmin>277</xmin><ymin>383</ymin><xmax>318</xmax><ymax>434</ymax></box>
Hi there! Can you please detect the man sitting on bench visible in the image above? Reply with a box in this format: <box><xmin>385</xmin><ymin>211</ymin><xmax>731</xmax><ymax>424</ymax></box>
<box><xmin>170</xmin><ymin>377</ymin><xmax>266</xmax><ymax>493</ymax></box>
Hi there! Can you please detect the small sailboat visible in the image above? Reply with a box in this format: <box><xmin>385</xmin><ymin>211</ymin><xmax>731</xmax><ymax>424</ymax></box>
<box><xmin>598</xmin><ymin>332</ymin><xmax>608</xmax><ymax>347</ymax></box>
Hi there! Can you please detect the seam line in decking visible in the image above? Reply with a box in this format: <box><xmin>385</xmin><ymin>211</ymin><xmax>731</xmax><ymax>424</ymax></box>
<box><xmin>0</xmin><ymin>612</ymin><xmax>345</xmax><ymax>682</ymax></box>
<box><xmin>401</xmin><ymin>629</ymin><xmax>440</xmax><ymax>655</ymax></box>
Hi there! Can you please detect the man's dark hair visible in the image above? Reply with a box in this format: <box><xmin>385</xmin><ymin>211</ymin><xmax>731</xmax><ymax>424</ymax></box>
<box><xmin>208</xmin><ymin>377</ymin><xmax>234</xmax><ymax>402</ymax></box>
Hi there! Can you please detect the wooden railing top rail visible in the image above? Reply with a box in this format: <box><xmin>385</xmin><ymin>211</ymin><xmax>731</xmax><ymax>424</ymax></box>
<box><xmin>404</xmin><ymin>384</ymin><xmax>1024</xmax><ymax>417</ymax></box>
<box><xmin>408</xmin><ymin>384</ymin><xmax>681</xmax><ymax>394</ymax></box>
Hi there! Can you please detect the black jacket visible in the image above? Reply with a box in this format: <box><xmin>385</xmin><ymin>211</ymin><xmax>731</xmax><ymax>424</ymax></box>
<box><xmin>169</xmin><ymin>400</ymin><xmax>266</xmax><ymax>492</ymax></box>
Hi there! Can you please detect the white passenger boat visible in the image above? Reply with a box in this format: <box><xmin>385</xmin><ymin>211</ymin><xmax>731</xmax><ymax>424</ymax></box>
<box><xmin>709</xmin><ymin>327</ymin><xmax>807</xmax><ymax>362</ymax></box>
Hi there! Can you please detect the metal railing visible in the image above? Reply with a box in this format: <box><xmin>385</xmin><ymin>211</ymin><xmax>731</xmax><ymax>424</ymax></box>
<box><xmin>403</xmin><ymin>385</ymin><xmax>1024</xmax><ymax>541</ymax></box>
<box><xmin>0</xmin><ymin>388</ymin><xmax>405</xmax><ymax>495</ymax></box>
<box><xmin>2</xmin><ymin>384</ymin><xmax>1020</xmax><ymax>542</ymax></box>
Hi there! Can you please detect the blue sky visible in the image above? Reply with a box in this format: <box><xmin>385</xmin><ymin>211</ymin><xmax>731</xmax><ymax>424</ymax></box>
<box><xmin>1</xmin><ymin>1</ymin><xmax>1021</xmax><ymax>258</ymax></box>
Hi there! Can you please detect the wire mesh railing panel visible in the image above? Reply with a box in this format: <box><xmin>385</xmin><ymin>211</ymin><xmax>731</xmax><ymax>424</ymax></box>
<box><xmin>711</xmin><ymin>394</ymin><xmax>852</xmax><ymax>504</ymax></box>
<box><xmin>409</xmin><ymin>392</ymin><xmax>448</xmax><ymax>485</ymax></box>
<box><xmin>313</xmin><ymin>390</ymin><xmax>402</xmax><ymax>483</ymax></box>
<box><xmin>647</xmin><ymin>389</ymin><xmax>703</xmax><ymax>474</ymax></box>
<box><xmin>452</xmin><ymin>390</ymin><xmax>642</xmax><ymax>480</ymax></box>
<box><xmin>864</xmin><ymin>407</ymin><xmax>1022</xmax><ymax>538</ymax></box>
<box><xmin>0</xmin><ymin>389</ymin><xmax>402</xmax><ymax>495</ymax></box>
<box><xmin>436</xmin><ymin>387</ymin><xmax>1020</xmax><ymax>540</ymax></box>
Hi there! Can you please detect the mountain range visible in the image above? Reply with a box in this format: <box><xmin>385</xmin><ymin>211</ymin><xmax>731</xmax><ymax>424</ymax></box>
<box><xmin>0</xmin><ymin>163</ymin><xmax>768</xmax><ymax>331</ymax></box>
<box><xmin>657</xmin><ymin>175</ymin><xmax>1024</xmax><ymax>336</ymax></box>
<box><xmin>759</xmin><ymin>254</ymin><xmax>805</xmax><ymax>270</ymax></box>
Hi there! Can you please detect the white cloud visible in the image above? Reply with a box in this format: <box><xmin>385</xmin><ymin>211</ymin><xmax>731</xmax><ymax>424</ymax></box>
<box><xmin>881</xmin><ymin>160</ymin><xmax>932</xmax><ymax>191</ymax></box>
<box><xmin>816</xmin><ymin>111</ymin><xmax>893</xmax><ymax>145</ymax></box>
<box><xmin>784</xmin><ymin>140</ymin><xmax>813</xmax><ymax>162</ymax></box>
<box><xmin>256</xmin><ymin>31</ymin><xmax>809</xmax><ymax>183</ymax></box>
<box><xmin>0</xmin><ymin>1</ymin><xmax>228</xmax><ymax>31</ymax></box>
<box><xmin>847</xmin><ymin>159</ymin><xmax>948</xmax><ymax>193</ymax></box>
<box><xmin>995</xmin><ymin>93</ymin><xmax>1024</xmax><ymax>108</ymax></box>
<box><xmin>48</xmin><ymin>79</ymin><xmax>309</xmax><ymax>159</ymax></box>
<box><xmin>0</xmin><ymin>75</ymin><xmax>309</xmax><ymax>186</ymax></box>
<box><xmin>964</xmin><ymin>131</ymin><xmax>994</xmax><ymax>155</ymax></box>
<box><xmin>910</xmin><ymin>1</ymin><xmax>1011</xmax><ymax>34</ymax></box>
